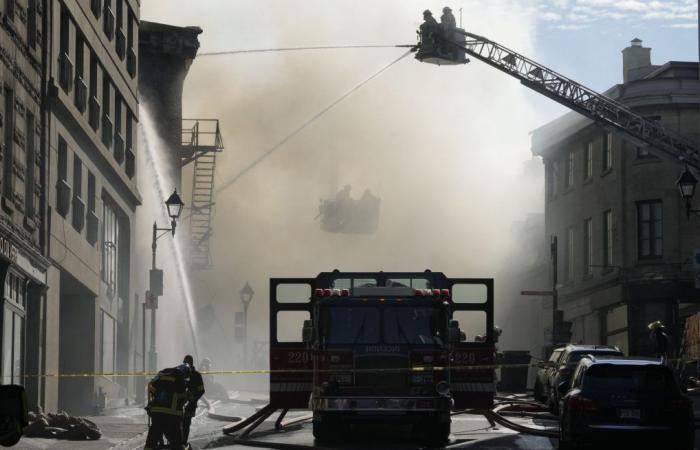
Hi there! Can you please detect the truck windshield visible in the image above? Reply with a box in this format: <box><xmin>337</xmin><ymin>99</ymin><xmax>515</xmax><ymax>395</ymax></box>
<box><xmin>384</xmin><ymin>306</ymin><xmax>446</xmax><ymax>345</ymax></box>
<box><xmin>319</xmin><ymin>305</ymin><xmax>446</xmax><ymax>346</ymax></box>
<box><xmin>320</xmin><ymin>307</ymin><xmax>380</xmax><ymax>345</ymax></box>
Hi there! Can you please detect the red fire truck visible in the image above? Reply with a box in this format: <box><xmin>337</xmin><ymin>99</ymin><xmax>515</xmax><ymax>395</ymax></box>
<box><xmin>269</xmin><ymin>271</ymin><xmax>495</xmax><ymax>444</ymax></box>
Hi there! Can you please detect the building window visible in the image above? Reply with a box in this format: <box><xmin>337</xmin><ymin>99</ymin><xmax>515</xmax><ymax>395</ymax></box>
<box><xmin>584</xmin><ymin>142</ymin><xmax>593</xmax><ymax>181</ymax></box>
<box><xmin>2</xmin><ymin>272</ymin><xmax>26</xmax><ymax>385</ymax></box>
<box><xmin>583</xmin><ymin>218</ymin><xmax>592</xmax><ymax>275</ymax></box>
<box><xmin>27</xmin><ymin>0</ymin><xmax>37</xmax><ymax>48</ymax></box>
<box><xmin>72</xmin><ymin>156</ymin><xmax>85</xmax><ymax>231</ymax></box>
<box><xmin>566</xmin><ymin>150</ymin><xmax>574</xmax><ymax>188</ymax></box>
<box><xmin>602</xmin><ymin>132</ymin><xmax>612</xmax><ymax>171</ymax></box>
<box><xmin>603</xmin><ymin>209</ymin><xmax>613</xmax><ymax>267</ymax></box>
<box><xmin>100</xmin><ymin>311</ymin><xmax>116</xmax><ymax>377</ymax></box>
<box><xmin>24</xmin><ymin>113</ymin><xmax>35</xmax><ymax>218</ymax></box>
<box><xmin>3</xmin><ymin>87</ymin><xmax>14</xmax><ymax>199</ymax></box>
<box><xmin>4</xmin><ymin>0</ymin><xmax>14</xmax><ymax>20</ymax></box>
<box><xmin>637</xmin><ymin>200</ymin><xmax>663</xmax><ymax>258</ymax></box>
<box><xmin>552</xmin><ymin>160</ymin><xmax>559</xmax><ymax>197</ymax></box>
<box><xmin>566</xmin><ymin>227</ymin><xmax>574</xmax><ymax>282</ymax></box>
<box><xmin>102</xmin><ymin>201</ymin><xmax>118</xmax><ymax>295</ymax></box>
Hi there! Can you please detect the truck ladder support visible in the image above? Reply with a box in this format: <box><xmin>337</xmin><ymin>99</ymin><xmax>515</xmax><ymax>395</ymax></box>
<box><xmin>447</xmin><ymin>31</ymin><xmax>700</xmax><ymax>168</ymax></box>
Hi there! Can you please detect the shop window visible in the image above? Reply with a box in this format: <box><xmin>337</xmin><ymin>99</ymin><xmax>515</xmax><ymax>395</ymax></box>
<box><xmin>100</xmin><ymin>311</ymin><xmax>115</xmax><ymax>377</ymax></box>
<box><xmin>2</xmin><ymin>272</ymin><xmax>26</xmax><ymax>385</ymax></box>
<box><xmin>637</xmin><ymin>200</ymin><xmax>662</xmax><ymax>259</ymax></box>
<box><xmin>101</xmin><ymin>200</ymin><xmax>118</xmax><ymax>297</ymax></box>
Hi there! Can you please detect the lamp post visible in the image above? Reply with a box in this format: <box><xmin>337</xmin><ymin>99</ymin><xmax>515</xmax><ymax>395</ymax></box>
<box><xmin>239</xmin><ymin>282</ymin><xmax>255</xmax><ymax>364</ymax></box>
<box><xmin>677</xmin><ymin>166</ymin><xmax>699</xmax><ymax>219</ymax></box>
<box><xmin>147</xmin><ymin>189</ymin><xmax>184</xmax><ymax>372</ymax></box>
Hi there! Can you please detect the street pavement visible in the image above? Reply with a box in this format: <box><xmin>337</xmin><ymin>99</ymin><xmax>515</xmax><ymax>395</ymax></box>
<box><xmin>11</xmin><ymin>394</ymin><xmax>700</xmax><ymax>449</ymax></box>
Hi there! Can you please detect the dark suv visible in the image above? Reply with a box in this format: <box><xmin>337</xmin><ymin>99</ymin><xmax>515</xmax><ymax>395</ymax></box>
<box><xmin>559</xmin><ymin>356</ymin><xmax>694</xmax><ymax>450</ymax></box>
<box><xmin>534</xmin><ymin>346</ymin><xmax>566</xmax><ymax>403</ymax></box>
<box><xmin>548</xmin><ymin>344</ymin><xmax>622</xmax><ymax>413</ymax></box>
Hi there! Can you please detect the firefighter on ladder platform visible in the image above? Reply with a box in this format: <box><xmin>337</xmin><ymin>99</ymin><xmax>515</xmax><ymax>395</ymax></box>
<box><xmin>144</xmin><ymin>363</ymin><xmax>190</xmax><ymax>450</ymax></box>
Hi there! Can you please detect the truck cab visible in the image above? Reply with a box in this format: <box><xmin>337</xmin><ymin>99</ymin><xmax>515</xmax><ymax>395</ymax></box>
<box><xmin>269</xmin><ymin>272</ymin><xmax>495</xmax><ymax>445</ymax></box>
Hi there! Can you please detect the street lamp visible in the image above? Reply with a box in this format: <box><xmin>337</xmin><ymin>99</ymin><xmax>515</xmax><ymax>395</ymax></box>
<box><xmin>146</xmin><ymin>189</ymin><xmax>185</xmax><ymax>372</ymax></box>
<box><xmin>239</xmin><ymin>282</ymin><xmax>255</xmax><ymax>364</ymax></box>
<box><xmin>677</xmin><ymin>166</ymin><xmax>699</xmax><ymax>219</ymax></box>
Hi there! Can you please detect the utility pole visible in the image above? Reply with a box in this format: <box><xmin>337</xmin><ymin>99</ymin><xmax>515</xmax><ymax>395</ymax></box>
<box><xmin>551</xmin><ymin>235</ymin><xmax>559</xmax><ymax>346</ymax></box>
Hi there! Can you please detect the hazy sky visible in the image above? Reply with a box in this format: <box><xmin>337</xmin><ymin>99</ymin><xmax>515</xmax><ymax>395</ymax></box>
<box><xmin>139</xmin><ymin>1</ymin><xmax>698</xmax><ymax>367</ymax></box>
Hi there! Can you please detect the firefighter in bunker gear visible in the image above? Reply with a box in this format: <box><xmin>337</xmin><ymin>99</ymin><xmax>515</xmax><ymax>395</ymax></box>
<box><xmin>144</xmin><ymin>364</ymin><xmax>190</xmax><ymax>450</ymax></box>
<box><xmin>182</xmin><ymin>355</ymin><xmax>206</xmax><ymax>445</ymax></box>
<box><xmin>648</xmin><ymin>320</ymin><xmax>670</xmax><ymax>363</ymax></box>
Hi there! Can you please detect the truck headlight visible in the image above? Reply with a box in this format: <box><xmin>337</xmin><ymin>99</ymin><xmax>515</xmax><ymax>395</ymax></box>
<box><xmin>436</xmin><ymin>381</ymin><xmax>450</xmax><ymax>397</ymax></box>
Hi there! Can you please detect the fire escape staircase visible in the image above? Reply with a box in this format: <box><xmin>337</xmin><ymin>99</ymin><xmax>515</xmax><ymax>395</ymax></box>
<box><xmin>181</xmin><ymin>119</ymin><xmax>224</xmax><ymax>270</ymax></box>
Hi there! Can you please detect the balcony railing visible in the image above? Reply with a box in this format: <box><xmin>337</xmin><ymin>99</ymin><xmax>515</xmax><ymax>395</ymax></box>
<box><xmin>74</xmin><ymin>75</ymin><xmax>87</xmax><ymax>113</ymax></box>
<box><xmin>101</xmin><ymin>115</ymin><xmax>113</xmax><ymax>149</ymax></box>
<box><xmin>59</xmin><ymin>52</ymin><xmax>73</xmax><ymax>93</ymax></box>
<box><xmin>89</xmin><ymin>96</ymin><xmax>100</xmax><ymax>130</ymax></box>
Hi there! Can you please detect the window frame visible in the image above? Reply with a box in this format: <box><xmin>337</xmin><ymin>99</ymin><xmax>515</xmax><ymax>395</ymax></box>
<box><xmin>566</xmin><ymin>150</ymin><xmax>574</xmax><ymax>188</ymax></box>
<box><xmin>637</xmin><ymin>200</ymin><xmax>663</xmax><ymax>259</ymax></box>
<box><xmin>603</xmin><ymin>209</ymin><xmax>613</xmax><ymax>267</ymax></box>
<box><xmin>583</xmin><ymin>218</ymin><xmax>592</xmax><ymax>275</ymax></box>
<box><xmin>602</xmin><ymin>132</ymin><xmax>612</xmax><ymax>172</ymax></box>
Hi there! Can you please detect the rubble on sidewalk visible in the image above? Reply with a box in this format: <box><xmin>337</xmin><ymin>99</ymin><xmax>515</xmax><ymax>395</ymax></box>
<box><xmin>23</xmin><ymin>410</ymin><xmax>102</xmax><ymax>440</ymax></box>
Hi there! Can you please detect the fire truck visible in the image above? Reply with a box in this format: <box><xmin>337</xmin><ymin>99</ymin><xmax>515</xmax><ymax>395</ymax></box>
<box><xmin>269</xmin><ymin>271</ymin><xmax>495</xmax><ymax>444</ymax></box>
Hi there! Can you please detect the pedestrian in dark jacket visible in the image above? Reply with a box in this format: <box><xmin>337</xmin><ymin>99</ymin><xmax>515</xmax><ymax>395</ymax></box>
<box><xmin>144</xmin><ymin>364</ymin><xmax>190</xmax><ymax>450</ymax></box>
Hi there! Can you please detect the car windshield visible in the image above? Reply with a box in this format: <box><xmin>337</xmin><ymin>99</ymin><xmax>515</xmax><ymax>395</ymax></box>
<box><xmin>583</xmin><ymin>365</ymin><xmax>675</xmax><ymax>392</ymax></box>
<box><xmin>319</xmin><ymin>305</ymin><xmax>446</xmax><ymax>346</ymax></box>
<box><xmin>568</xmin><ymin>350</ymin><xmax>621</xmax><ymax>364</ymax></box>
<box><xmin>384</xmin><ymin>306</ymin><xmax>446</xmax><ymax>345</ymax></box>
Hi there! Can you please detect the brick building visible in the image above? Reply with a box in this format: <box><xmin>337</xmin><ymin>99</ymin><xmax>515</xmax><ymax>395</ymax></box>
<box><xmin>531</xmin><ymin>39</ymin><xmax>700</xmax><ymax>357</ymax></box>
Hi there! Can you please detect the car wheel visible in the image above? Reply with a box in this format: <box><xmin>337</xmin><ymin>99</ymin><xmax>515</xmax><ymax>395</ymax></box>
<box><xmin>424</xmin><ymin>420</ymin><xmax>450</xmax><ymax>447</ymax></box>
<box><xmin>312</xmin><ymin>419</ymin><xmax>342</xmax><ymax>443</ymax></box>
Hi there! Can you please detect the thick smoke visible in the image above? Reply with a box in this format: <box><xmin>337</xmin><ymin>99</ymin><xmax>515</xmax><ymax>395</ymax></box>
<box><xmin>141</xmin><ymin>1</ymin><xmax>550</xmax><ymax>384</ymax></box>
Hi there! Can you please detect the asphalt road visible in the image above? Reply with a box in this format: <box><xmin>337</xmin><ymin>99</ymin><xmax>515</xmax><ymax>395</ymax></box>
<box><xmin>184</xmin><ymin>402</ymin><xmax>560</xmax><ymax>450</ymax></box>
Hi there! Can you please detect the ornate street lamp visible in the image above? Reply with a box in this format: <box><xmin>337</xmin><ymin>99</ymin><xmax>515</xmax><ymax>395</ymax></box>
<box><xmin>240</xmin><ymin>282</ymin><xmax>255</xmax><ymax>363</ymax></box>
<box><xmin>165</xmin><ymin>189</ymin><xmax>185</xmax><ymax>235</ymax></box>
<box><xmin>146</xmin><ymin>189</ymin><xmax>185</xmax><ymax>372</ymax></box>
<box><xmin>677</xmin><ymin>166</ymin><xmax>699</xmax><ymax>219</ymax></box>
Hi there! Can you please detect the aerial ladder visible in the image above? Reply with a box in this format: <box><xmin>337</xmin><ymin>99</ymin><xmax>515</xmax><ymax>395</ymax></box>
<box><xmin>414</xmin><ymin>27</ymin><xmax>700</xmax><ymax>168</ymax></box>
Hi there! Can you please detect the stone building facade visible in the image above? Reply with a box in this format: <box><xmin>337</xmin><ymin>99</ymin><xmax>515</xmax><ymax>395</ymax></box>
<box><xmin>531</xmin><ymin>40</ymin><xmax>700</xmax><ymax>357</ymax></box>
<box><xmin>0</xmin><ymin>0</ymin><xmax>51</xmax><ymax>413</ymax></box>
<box><xmin>45</xmin><ymin>0</ymin><xmax>140</xmax><ymax>414</ymax></box>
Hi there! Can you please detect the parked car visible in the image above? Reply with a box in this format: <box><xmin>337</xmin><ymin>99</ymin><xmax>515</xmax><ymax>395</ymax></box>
<box><xmin>559</xmin><ymin>356</ymin><xmax>694</xmax><ymax>450</ymax></box>
<box><xmin>533</xmin><ymin>346</ymin><xmax>566</xmax><ymax>403</ymax></box>
<box><xmin>548</xmin><ymin>344</ymin><xmax>623</xmax><ymax>413</ymax></box>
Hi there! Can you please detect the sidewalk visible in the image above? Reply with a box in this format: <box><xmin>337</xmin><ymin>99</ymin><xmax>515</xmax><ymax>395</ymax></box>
<box><xmin>13</xmin><ymin>407</ymin><xmax>149</xmax><ymax>450</ymax></box>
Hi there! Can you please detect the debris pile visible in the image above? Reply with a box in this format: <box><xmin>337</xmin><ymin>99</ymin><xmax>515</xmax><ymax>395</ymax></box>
<box><xmin>23</xmin><ymin>410</ymin><xmax>101</xmax><ymax>440</ymax></box>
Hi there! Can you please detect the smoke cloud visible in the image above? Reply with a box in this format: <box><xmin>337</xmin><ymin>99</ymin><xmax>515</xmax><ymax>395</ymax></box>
<box><xmin>141</xmin><ymin>1</ymin><xmax>551</xmax><ymax>382</ymax></box>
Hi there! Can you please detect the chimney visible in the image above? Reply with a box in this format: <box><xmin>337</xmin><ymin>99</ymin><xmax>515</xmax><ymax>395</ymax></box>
<box><xmin>622</xmin><ymin>38</ymin><xmax>651</xmax><ymax>83</ymax></box>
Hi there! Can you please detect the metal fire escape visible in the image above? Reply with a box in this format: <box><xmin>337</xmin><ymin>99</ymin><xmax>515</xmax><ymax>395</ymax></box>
<box><xmin>181</xmin><ymin>119</ymin><xmax>224</xmax><ymax>269</ymax></box>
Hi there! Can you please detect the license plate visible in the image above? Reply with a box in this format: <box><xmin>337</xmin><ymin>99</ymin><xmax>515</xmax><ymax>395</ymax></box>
<box><xmin>618</xmin><ymin>408</ymin><xmax>641</xmax><ymax>419</ymax></box>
